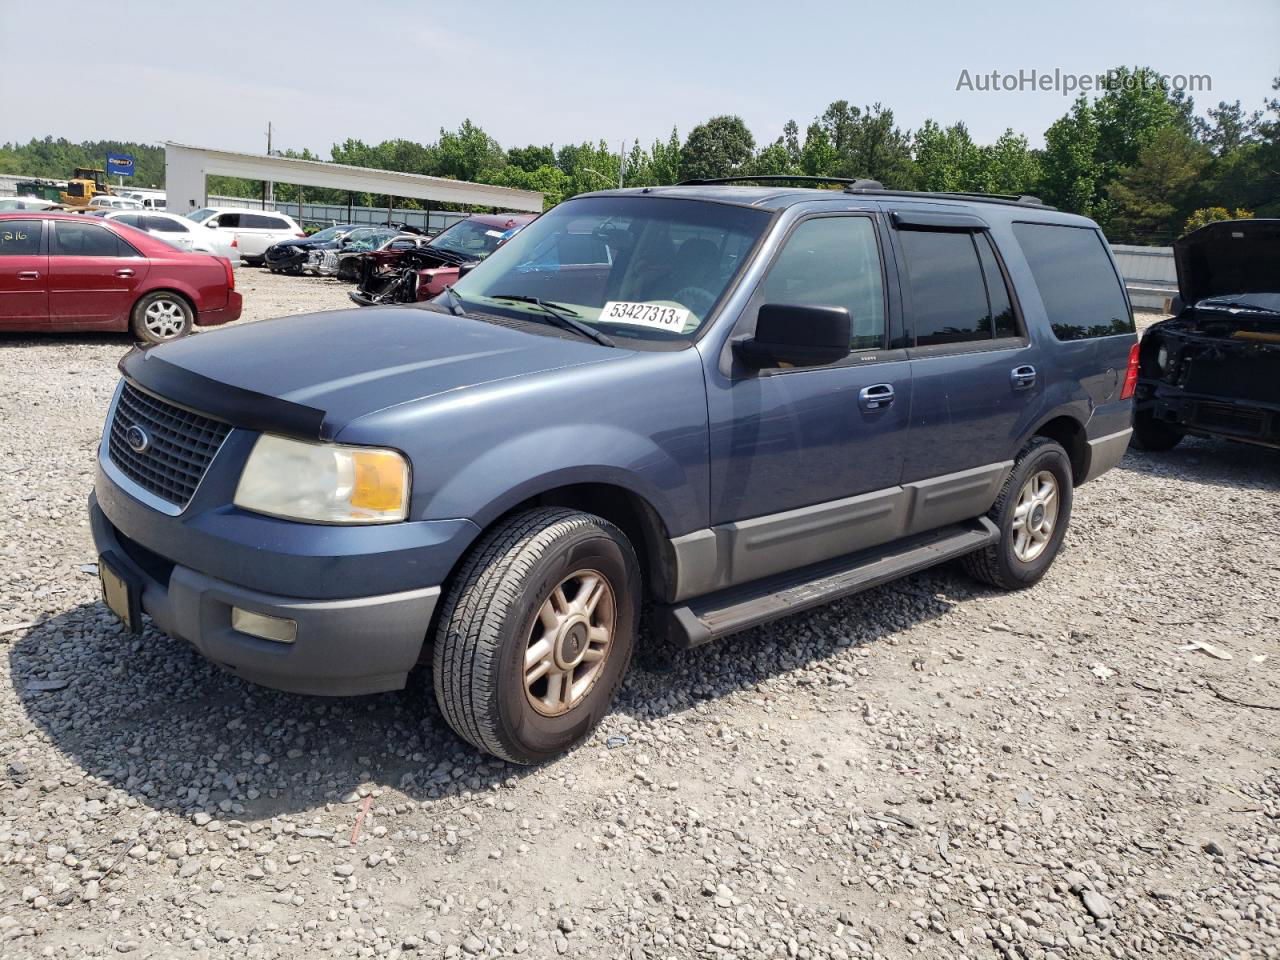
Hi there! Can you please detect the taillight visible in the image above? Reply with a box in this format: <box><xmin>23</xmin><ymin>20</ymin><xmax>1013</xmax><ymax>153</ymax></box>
<box><xmin>220</xmin><ymin>256</ymin><xmax>235</xmax><ymax>290</ymax></box>
<box><xmin>1120</xmin><ymin>341</ymin><xmax>1140</xmax><ymax>399</ymax></box>
<box><xmin>230</xmin><ymin>237</ymin><xmax>238</xmax><ymax>248</ymax></box>
<box><xmin>295</xmin><ymin>232</ymin><xmax>306</xmax><ymax>238</ymax></box>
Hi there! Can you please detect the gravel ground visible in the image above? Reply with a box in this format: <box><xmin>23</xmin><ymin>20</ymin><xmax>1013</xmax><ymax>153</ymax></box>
<box><xmin>1</xmin><ymin>275</ymin><xmax>1277</xmax><ymax>960</ymax></box>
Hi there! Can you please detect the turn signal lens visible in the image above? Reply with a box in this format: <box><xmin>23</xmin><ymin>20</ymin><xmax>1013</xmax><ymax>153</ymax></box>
<box><xmin>351</xmin><ymin>450</ymin><xmax>410</xmax><ymax>511</ymax></box>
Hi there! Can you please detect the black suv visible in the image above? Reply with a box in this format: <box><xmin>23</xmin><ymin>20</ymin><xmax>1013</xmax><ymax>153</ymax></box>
<box><xmin>1134</xmin><ymin>219</ymin><xmax>1280</xmax><ymax>451</ymax></box>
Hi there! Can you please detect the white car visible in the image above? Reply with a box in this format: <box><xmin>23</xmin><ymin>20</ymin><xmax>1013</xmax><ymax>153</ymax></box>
<box><xmin>0</xmin><ymin>197</ymin><xmax>60</xmax><ymax>211</ymax></box>
<box><xmin>185</xmin><ymin>206</ymin><xmax>304</xmax><ymax>265</ymax></box>
<box><xmin>125</xmin><ymin>193</ymin><xmax>167</xmax><ymax>211</ymax></box>
<box><xmin>100</xmin><ymin>210</ymin><xmax>241</xmax><ymax>267</ymax></box>
<box><xmin>88</xmin><ymin>195</ymin><xmax>145</xmax><ymax>210</ymax></box>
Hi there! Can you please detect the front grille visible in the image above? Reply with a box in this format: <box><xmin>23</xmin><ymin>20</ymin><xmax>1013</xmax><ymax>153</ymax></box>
<box><xmin>1192</xmin><ymin>401</ymin><xmax>1268</xmax><ymax>438</ymax></box>
<box><xmin>108</xmin><ymin>381</ymin><xmax>231</xmax><ymax>508</ymax></box>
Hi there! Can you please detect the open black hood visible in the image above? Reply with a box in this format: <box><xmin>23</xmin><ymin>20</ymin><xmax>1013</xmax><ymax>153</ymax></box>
<box><xmin>1174</xmin><ymin>219</ymin><xmax>1280</xmax><ymax>306</ymax></box>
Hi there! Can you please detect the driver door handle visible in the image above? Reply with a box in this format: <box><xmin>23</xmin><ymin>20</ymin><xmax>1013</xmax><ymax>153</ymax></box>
<box><xmin>859</xmin><ymin>383</ymin><xmax>895</xmax><ymax>410</ymax></box>
<box><xmin>16</xmin><ymin>270</ymin><xmax>40</xmax><ymax>280</ymax></box>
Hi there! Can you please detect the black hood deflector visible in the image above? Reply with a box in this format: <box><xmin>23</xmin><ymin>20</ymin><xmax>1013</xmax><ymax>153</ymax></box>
<box><xmin>1173</xmin><ymin>219</ymin><xmax>1280</xmax><ymax>306</ymax></box>
<box><xmin>119</xmin><ymin>347</ymin><xmax>328</xmax><ymax>440</ymax></box>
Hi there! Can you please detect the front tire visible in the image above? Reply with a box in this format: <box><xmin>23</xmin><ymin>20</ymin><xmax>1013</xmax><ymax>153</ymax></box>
<box><xmin>130</xmin><ymin>291</ymin><xmax>193</xmax><ymax>343</ymax></box>
<box><xmin>433</xmin><ymin>508</ymin><xmax>639</xmax><ymax>764</ymax></box>
<box><xmin>963</xmin><ymin>437</ymin><xmax>1073</xmax><ymax>591</ymax></box>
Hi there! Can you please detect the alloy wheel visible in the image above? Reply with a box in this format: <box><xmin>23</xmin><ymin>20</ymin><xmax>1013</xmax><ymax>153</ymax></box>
<box><xmin>1011</xmin><ymin>469</ymin><xmax>1060</xmax><ymax>562</ymax></box>
<box><xmin>143</xmin><ymin>299</ymin><xmax>187</xmax><ymax>339</ymax></box>
<box><xmin>523</xmin><ymin>570</ymin><xmax>616</xmax><ymax>717</ymax></box>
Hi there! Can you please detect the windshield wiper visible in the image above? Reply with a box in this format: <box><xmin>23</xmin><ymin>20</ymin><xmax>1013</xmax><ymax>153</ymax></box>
<box><xmin>489</xmin><ymin>294</ymin><xmax>615</xmax><ymax>347</ymax></box>
<box><xmin>440</xmin><ymin>285</ymin><xmax>468</xmax><ymax>317</ymax></box>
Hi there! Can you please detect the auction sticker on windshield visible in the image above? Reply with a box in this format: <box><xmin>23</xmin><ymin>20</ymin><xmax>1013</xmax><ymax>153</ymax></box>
<box><xmin>600</xmin><ymin>301</ymin><xmax>691</xmax><ymax>332</ymax></box>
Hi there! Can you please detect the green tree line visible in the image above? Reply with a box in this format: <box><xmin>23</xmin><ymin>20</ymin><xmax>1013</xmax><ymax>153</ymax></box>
<box><xmin>3</xmin><ymin>65</ymin><xmax>1275</xmax><ymax>244</ymax></box>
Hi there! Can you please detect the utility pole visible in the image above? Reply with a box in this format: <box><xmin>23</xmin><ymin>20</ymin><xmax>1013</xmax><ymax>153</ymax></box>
<box><xmin>265</xmin><ymin>121</ymin><xmax>274</xmax><ymax>210</ymax></box>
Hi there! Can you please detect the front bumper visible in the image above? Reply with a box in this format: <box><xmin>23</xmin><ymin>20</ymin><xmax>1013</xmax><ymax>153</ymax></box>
<box><xmin>264</xmin><ymin>247</ymin><xmax>308</xmax><ymax>271</ymax></box>
<box><xmin>90</xmin><ymin>492</ymin><xmax>440</xmax><ymax>695</ymax></box>
<box><xmin>1138</xmin><ymin>381</ymin><xmax>1280</xmax><ymax>449</ymax></box>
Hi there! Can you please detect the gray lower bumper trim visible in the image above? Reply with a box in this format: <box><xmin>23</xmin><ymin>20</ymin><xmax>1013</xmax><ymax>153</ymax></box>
<box><xmin>1082</xmin><ymin>428</ymin><xmax>1133</xmax><ymax>484</ymax></box>
<box><xmin>90</xmin><ymin>494</ymin><xmax>439</xmax><ymax>696</ymax></box>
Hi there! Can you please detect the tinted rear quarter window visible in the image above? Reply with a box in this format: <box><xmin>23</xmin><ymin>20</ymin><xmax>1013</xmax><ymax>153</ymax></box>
<box><xmin>147</xmin><ymin>216</ymin><xmax>187</xmax><ymax>233</ymax></box>
<box><xmin>0</xmin><ymin>220</ymin><xmax>41</xmax><ymax>256</ymax></box>
<box><xmin>1012</xmin><ymin>222</ymin><xmax>1133</xmax><ymax>340</ymax></box>
<box><xmin>243</xmin><ymin>214</ymin><xmax>289</xmax><ymax>230</ymax></box>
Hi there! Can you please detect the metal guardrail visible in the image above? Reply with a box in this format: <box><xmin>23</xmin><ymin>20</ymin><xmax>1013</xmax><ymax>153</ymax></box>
<box><xmin>207</xmin><ymin>195</ymin><xmax>470</xmax><ymax>234</ymax></box>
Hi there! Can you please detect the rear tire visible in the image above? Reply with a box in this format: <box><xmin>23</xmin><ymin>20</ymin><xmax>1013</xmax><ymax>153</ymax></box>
<box><xmin>1131</xmin><ymin>410</ymin><xmax>1184</xmax><ymax>451</ymax></box>
<box><xmin>963</xmin><ymin>436</ymin><xmax>1073</xmax><ymax>591</ymax></box>
<box><xmin>432</xmin><ymin>508</ymin><xmax>639</xmax><ymax>764</ymax></box>
<box><xmin>130</xmin><ymin>291</ymin><xmax>193</xmax><ymax>343</ymax></box>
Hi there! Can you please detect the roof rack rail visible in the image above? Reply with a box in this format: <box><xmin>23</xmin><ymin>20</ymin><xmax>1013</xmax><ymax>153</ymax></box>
<box><xmin>670</xmin><ymin>175</ymin><xmax>1056</xmax><ymax>210</ymax></box>
<box><xmin>841</xmin><ymin>185</ymin><xmax>1055</xmax><ymax>209</ymax></box>
<box><xmin>676</xmin><ymin>175</ymin><xmax>885</xmax><ymax>190</ymax></box>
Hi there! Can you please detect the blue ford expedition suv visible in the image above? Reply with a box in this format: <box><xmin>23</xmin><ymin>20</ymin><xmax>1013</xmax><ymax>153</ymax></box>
<box><xmin>90</xmin><ymin>178</ymin><xmax>1138</xmax><ymax>763</ymax></box>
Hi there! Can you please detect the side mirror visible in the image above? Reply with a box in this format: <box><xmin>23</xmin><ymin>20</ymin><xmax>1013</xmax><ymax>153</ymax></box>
<box><xmin>733</xmin><ymin>303</ymin><xmax>852</xmax><ymax>368</ymax></box>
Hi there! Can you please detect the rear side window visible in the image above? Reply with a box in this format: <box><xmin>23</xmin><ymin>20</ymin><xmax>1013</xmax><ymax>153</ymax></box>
<box><xmin>243</xmin><ymin>214</ymin><xmax>289</xmax><ymax>230</ymax></box>
<box><xmin>761</xmin><ymin>216</ymin><xmax>886</xmax><ymax>350</ymax></box>
<box><xmin>0</xmin><ymin>220</ymin><xmax>41</xmax><ymax>256</ymax></box>
<box><xmin>1012</xmin><ymin>223</ymin><xmax>1133</xmax><ymax>340</ymax></box>
<box><xmin>146</xmin><ymin>216</ymin><xmax>186</xmax><ymax>233</ymax></box>
<box><xmin>975</xmin><ymin>234</ymin><xmax>1017</xmax><ymax>339</ymax></box>
<box><xmin>899</xmin><ymin>230</ymin><xmax>993</xmax><ymax>346</ymax></box>
<box><xmin>53</xmin><ymin>221</ymin><xmax>125</xmax><ymax>257</ymax></box>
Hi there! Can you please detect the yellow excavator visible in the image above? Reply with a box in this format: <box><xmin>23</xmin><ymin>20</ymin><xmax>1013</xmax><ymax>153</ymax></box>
<box><xmin>59</xmin><ymin>167</ymin><xmax>110</xmax><ymax>206</ymax></box>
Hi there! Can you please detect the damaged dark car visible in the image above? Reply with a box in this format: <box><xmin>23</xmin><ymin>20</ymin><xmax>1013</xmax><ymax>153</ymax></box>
<box><xmin>1134</xmin><ymin>219</ymin><xmax>1280</xmax><ymax>451</ymax></box>
<box><xmin>349</xmin><ymin>213</ymin><xmax>537</xmax><ymax>306</ymax></box>
<box><xmin>263</xmin><ymin>224</ymin><xmax>359</xmax><ymax>274</ymax></box>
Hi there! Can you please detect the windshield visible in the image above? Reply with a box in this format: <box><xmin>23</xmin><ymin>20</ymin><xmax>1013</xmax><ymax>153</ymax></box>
<box><xmin>450</xmin><ymin>197</ymin><xmax>769</xmax><ymax>341</ymax></box>
<box><xmin>308</xmin><ymin>225</ymin><xmax>349</xmax><ymax>242</ymax></box>
<box><xmin>187</xmin><ymin>208</ymin><xmax>217</xmax><ymax>224</ymax></box>
<box><xmin>343</xmin><ymin>228</ymin><xmax>399</xmax><ymax>252</ymax></box>
<box><xmin>429</xmin><ymin>218</ymin><xmax>521</xmax><ymax>259</ymax></box>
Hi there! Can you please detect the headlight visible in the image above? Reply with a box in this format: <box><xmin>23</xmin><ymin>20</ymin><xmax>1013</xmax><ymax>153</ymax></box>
<box><xmin>234</xmin><ymin>434</ymin><xmax>409</xmax><ymax>524</ymax></box>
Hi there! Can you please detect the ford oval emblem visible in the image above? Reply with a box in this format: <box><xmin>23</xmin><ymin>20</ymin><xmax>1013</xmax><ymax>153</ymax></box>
<box><xmin>124</xmin><ymin>424</ymin><xmax>150</xmax><ymax>453</ymax></box>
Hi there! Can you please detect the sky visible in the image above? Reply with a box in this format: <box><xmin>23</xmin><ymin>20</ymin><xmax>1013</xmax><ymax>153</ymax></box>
<box><xmin>2</xmin><ymin>0</ymin><xmax>1277</xmax><ymax>157</ymax></box>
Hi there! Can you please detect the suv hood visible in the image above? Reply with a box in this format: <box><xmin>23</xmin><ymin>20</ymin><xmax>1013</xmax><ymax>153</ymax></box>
<box><xmin>1174</xmin><ymin>219</ymin><xmax>1280</xmax><ymax>307</ymax></box>
<box><xmin>121</xmin><ymin>307</ymin><xmax>620</xmax><ymax>440</ymax></box>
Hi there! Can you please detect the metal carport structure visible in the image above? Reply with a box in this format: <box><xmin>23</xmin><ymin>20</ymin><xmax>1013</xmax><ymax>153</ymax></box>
<box><xmin>164</xmin><ymin>143</ymin><xmax>543</xmax><ymax>215</ymax></box>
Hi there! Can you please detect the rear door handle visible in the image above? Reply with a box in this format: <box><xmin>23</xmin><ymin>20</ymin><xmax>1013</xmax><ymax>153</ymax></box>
<box><xmin>16</xmin><ymin>270</ymin><xmax>40</xmax><ymax>280</ymax></box>
<box><xmin>1010</xmin><ymin>365</ymin><xmax>1037</xmax><ymax>389</ymax></box>
<box><xmin>115</xmin><ymin>268</ymin><xmax>135</xmax><ymax>278</ymax></box>
<box><xmin>859</xmin><ymin>383</ymin><xmax>895</xmax><ymax>410</ymax></box>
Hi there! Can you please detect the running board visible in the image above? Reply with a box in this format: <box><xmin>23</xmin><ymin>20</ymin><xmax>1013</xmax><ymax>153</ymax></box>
<box><xmin>658</xmin><ymin>518</ymin><xmax>998</xmax><ymax>649</ymax></box>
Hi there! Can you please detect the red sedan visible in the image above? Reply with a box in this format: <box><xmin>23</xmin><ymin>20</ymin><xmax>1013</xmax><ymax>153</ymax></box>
<box><xmin>0</xmin><ymin>212</ymin><xmax>242</xmax><ymax>343</ymax></box>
